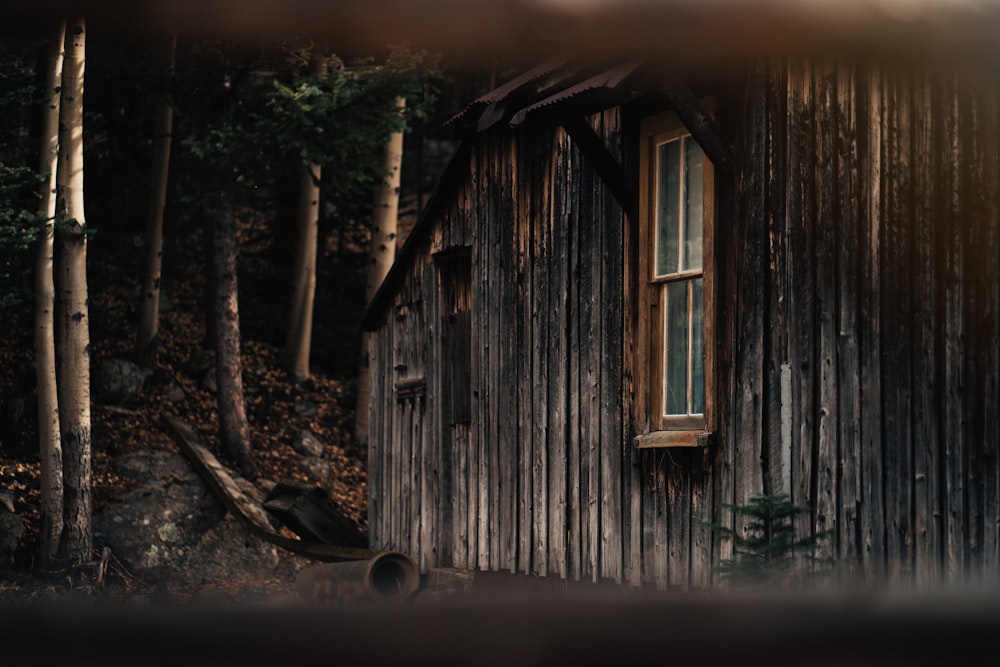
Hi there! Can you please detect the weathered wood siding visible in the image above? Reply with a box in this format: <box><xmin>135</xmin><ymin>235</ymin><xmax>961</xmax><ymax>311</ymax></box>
<box><xmin>369</xmin><ymin>59</ymin><xmax>1000</xmax><ymax>588</ymax></box>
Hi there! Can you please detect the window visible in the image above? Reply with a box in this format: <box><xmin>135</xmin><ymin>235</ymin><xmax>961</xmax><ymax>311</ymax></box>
<box><xmin>636</xmin><ymin>111</ymin><xmax>715</xmax><ymax>447</ymax></box>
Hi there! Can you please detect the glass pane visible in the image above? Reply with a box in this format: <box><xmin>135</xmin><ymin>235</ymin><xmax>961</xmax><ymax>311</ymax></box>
<box><xmin>683</xmin><ymin>138</ymin><xmax>704</xmax><ymax>272</ymax></box>
<box><xmin>655</xmin><ymin>140</ymin><xmax>679</xmax><ymax>276</ymax></box>
<box><xmin>664</xmin><ymin>281</ymin><xmax>688</xmax><ymax>416</ymax></box>
<box><xmin>690</xmin><ymin>278</ymin><xmax>705</xmax><ymax>415</ymax></box>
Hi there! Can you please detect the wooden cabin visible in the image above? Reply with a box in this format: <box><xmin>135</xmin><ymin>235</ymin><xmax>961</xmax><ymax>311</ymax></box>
<box><xmin>360</xmin><ymin>46</ymin><xmax>1000</xmax><ymax>590</ymax></box>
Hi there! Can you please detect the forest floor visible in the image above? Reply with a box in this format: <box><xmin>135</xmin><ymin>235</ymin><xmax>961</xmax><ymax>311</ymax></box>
<box><xmin>0</xmin><ymin>214</ymin><xmax>369</xmax><ymax>606</ymax></box>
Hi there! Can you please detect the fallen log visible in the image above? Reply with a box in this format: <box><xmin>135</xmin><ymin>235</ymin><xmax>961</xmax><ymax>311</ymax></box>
<box><xmin>162</xmin><ymin>415</ymin><xmax>371</xmax><ymax>562</ymax></box>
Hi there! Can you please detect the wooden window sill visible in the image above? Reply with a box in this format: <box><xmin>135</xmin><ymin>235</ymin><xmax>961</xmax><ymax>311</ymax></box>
<box><xmin>634</xmin><ymin>430</ymin><xmax>714</xmax><ymax>449</ymax></box>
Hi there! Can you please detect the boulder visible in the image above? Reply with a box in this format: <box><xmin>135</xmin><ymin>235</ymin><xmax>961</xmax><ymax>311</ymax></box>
<box><xmin>93</xmin><ymin>358</ymin><xmax>147</xmax><ymax>405</ymax></box>
<box><xmin>292</xmin><ymin>430</ymin><xmax>325</xmax><ymax>458</ymax></box>
<box><xmin>93</xmin><ymin>449</ymin><xmax>279</xmax><ymax>588</ymax></box>
<box><xmin>185</xmin><ymin>349</ymin><xmax>216</xmax><ymax>377</ymax></box>
<box><xmin>302</xmin><ymin>457</ymin><xmax>332</xmax><ymax>484</ymax></box>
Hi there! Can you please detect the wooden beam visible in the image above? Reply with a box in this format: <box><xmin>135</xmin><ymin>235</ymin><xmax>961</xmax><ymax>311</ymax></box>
<box><xmin>163</xmin><ymin>415</ymin><xmax>372</xmax><ymax>562</ymax></box>
<box><xmin>659</xmin><ymin>77</ymin><xmax>734</xmax><ymax>173</ymax></box>
<box><xmin>561</xmin><ymin>116</ymin><xmax>635</xmax><ymax>219</ymax></box>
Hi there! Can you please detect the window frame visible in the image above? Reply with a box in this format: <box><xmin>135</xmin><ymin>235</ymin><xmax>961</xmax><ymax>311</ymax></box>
<box><xmin>635</xmin><ymin>109</ymin><xmax>716</xmax><ymax>448</ymax></box>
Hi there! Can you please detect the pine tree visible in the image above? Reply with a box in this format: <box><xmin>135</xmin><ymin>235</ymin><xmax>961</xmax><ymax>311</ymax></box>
<box><xmin>708</xmin><ymin>491</ymin><xmax>831</xmax><ymax>589</ymax></box>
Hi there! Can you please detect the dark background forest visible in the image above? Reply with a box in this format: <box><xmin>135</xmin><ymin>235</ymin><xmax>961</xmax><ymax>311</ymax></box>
<box><xmin>0</xmin><ymin>19</ymin><xmax>505</xmax><ymax>600</ymax></box>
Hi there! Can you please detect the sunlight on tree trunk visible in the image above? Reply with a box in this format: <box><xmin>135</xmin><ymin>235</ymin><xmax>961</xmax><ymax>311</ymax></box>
<box><xmin>364</xmin><ymin>96</ymin><xmax>406</xmax><ymax>303</ymax></box>
<box><xmin>213</xmin><ymin>188</ymin><xmax>258</xmax><ymax>480</ymax></box>
<box><xmin>135</xmin><ymin>34</ymin><xmax>176</xmax><ymax>370</ymax></box>
<box><xmin>285</xmin><ymin>54</ymin><xmax>328</xmax><ymax>384</ymax></box>
<box><xmin>35</xmin><ymin>17</ymin><xmax>66</xmax><ymax>570</ymax></box>
<box><xmin>55</xmin><ymin>15</ymin><xmax>93</xmax><ymax>563</ymax></box>
<box><xmin>356</xmin><ymin>96</ymin><xmax>405</xmax><ymax>445</ymax></box>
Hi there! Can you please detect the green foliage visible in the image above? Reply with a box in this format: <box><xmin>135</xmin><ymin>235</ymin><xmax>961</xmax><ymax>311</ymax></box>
<box><xmin>0</xmin><ymin>45</ymin><xmax>43</xmax><ymax>312</ymax></box>
<box><xmin>0</xmin><ymin>166</ymin><xmax>42</xmax><ymax>247</ymax></box>
<box><xmin>176</xmin><ymin>42</ymin><xmax>441</xmax><ymax>231</ymax></box>
<box><xmin>707</xmin><ymin>491</ymin><xmax>832</xmax><ymax>589</ymax></box>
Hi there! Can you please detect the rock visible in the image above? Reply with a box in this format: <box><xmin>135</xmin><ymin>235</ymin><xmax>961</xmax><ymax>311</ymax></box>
<box><xmin>93</xmin><ymin>358</ymin><xmax>147</xmax><ymax>405</ymax></box>
<box><xmin>302</xmin><ymin>457</ymin><xmax>332</xmax><ymax>484</ymax></box>
<box><xmin>201</xmin><ymin>369</ymin><xmax>218</xmax><ymax>393</ymax></box>
<box><xmin>93</xmin><ymin>449</ymin><xmax>279</xmax><ymax>587</ymax></box>
<box><xmin>185</xmin><ymin>349</ymin><xmax>216</xmax><ymax>377</ymax></box>
<box><xmin>0</xmin><ymin>503</ymin><xmax>23</xmax><ymax>571</ymax></box>
<box><xmin>293</xmin><ymin>400</ymin><xmax>317</xmax><ymax>418</ymax></box>
<box><xmin>165</xmin><ymin>384</ymin><xmax>186</xmax><ymax>402</ymax></box>
<box><xmin>255</xmin><ymin>478</ymin><xmax>277</xmax><ymax>496</ymax></box>
<box><xmin>292</xmin><ymin>430</ymin><xmax>325</xmax><ymax>458</ymax></box>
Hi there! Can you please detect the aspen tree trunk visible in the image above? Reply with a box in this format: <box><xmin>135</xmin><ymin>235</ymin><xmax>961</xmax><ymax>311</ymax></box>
<box><xmin>55</xmin><ymin>16</ymin><xmax>93</xmax><ymax>563</ymax></box>
<box><xmin>35</xmin><ymin>18</ymin><xmax>66</xmax><ymax>569</ymax></box>
<box><xmin>135</xmin><ymin>34</ymin><xmax>176</xmax><ymax>369</ymax></box>
<box><xmin>356</xmin><ymin>96</ymin><xmax>405</xmax><ymax>445</ymax></box>
<box><xmin>213</xmin><ymin>188</ymin><xmax>258</xmax><ymax>480</ymax></box>
<box><xmin>285</xmin><ymin>55</ymin><xmax>327</xmax><ymax>384</ymax></box>
<box><xmin>364</xmin><ymin>96</ymin><xmax>405</xmax><ymax>302</ymax></box>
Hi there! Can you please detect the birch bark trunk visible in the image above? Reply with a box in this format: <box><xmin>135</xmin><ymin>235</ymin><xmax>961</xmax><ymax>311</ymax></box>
<box><xmin>35</xmin><ymin>17</ymin><xmax>66</xmax><ymax>568</ymax></box>
<box><xmin>213</xmin><ymin>188</ymin><xmax>258</xmax><ymax>480</ymax></box>
<box><xmin>285</xmin><ymin>55</ymin><xmax>328</xmax><ymax>383</ymax></box>
<box><xmin>135</xmin><ymin>34</ymin><xmax>176</xmax><ymax>369</ymax></box>
<box><xmin>55</xmin><ymin>15</ymin><xmax>93</xmax><ymax>563</ymax></box>
<box><xmin>356</xmin><ymin>96</ymin><xmax>405</xmax><ymax>445</ymax></box>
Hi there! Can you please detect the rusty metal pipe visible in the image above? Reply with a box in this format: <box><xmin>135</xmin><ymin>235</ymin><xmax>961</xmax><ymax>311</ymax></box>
<box><xmin>295</xmin><ymin>551</ymin><xmax>420</xmax><ymax>603</ymax></box>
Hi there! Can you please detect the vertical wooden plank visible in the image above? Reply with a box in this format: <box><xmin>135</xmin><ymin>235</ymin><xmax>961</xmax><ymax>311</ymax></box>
<box><xmin>733</xmin><ymin>63</ymin><xmax>767</xmax><ymax>538</ymax></box>
<box><xmin>367</xmin><ymin>329</ymin><xmax>379</xmax><ymax>550</ymax></box>
<box><xmin>549</xmin><ymin>127</ymin><xmax>569</xmax><ymax>581</ymax></box>
<box><xmin>939</xmin><ymin>73</ymin><xmax>966</xmax><ymax>585</ymax></box>
<box><xmin>567</xmin><ymin>127</ymin><xmax>583</xmax><ymax>582</ymax></box>
<box><xmin>961</xmin><ymin>87</ymin><xmax>980</xmax><ymax>582</ymax></box>
<box><xmin>960</xmin><ymin>78</ymin><xmax>995</xmax><ymax>583</ymax></box>
<box><xmin>666</xmin><ymin>453</ymin><xmax>692</xmax><ymax>590</ymax></box>
<box><xmin>711</xmin><ymin>77</ymin><xmax>739</xmax><ymax>580</ymax></box>
<box><xmin>497</xmin><ymin>133</ymin><xmax>515</xmax><ymax>573</ymax></box>
<box><xmin>477</xmin><ymin>139</ymin><xmax>492</xmax><ymax>571</ymax></box>
<box><xmin>433</xmin><ymin>260</ymin><xmax>448</xmax><ymax>569</ymax></box>
<box><xmin>765</xmin><ymin>60</ymin><xmax>789</xmax><ymax>498</ymax></box>
<box><xmin>466</xmin><ymin>146</ymin><xmax>481</xmax><ymax>570</ymax></box>
<box><xmin>621</xmin><ymin>107</ymin><xmax>644</xmax><ymax>588</ymax></box>
<box><xmin>785</xmin><ymin>60</ymin><xmax>818</xmax><ymax>556</ymax></box>
<box><xmin>910</xmin><ymin>72</ymin><xmax>940</xmax><ymax>589</ymax></box>
<box><xmin>427</xmin><ymin>271</ymin><xmax>440</xmax><ymax>571</ymax></box>
<box><xmin>573</xmin><ymin>124</ymin><xmax>596</xmax><ymax>582</ymax></box>
<box><xmin>882</xmin><ymin>72</ymin><xmax>916</xmax><ymax>587</ymax></box>
<box><xmin>977</xmin><ymin>86</ymin><xmax>1000</xmax><ymax>582</ymax></box>
<box><xmin>469</xmin><ymin>137</ymin><xmax>492</xmax><ymax>570</ymax></box>
<box><xmin>367</xmin><ymin>332</ymin><xmax>380</xmax><ymax>549</ymax></box>
<box><xmin>654</xmin><ymin>454</ymin><xmax>669</xmax><ymax>589</ymax></box>
<box><xmin>454</xmin><ymin>423</ymin><xmax>470</xmax><ymax>570</ymax></box>
<box><xmin>488</xmin><ymin>132</ymin><xmax>503</xmax><ymax>572</ymax></box>
<box><xmin>835</xmin><ymin>62</ymin><xmax>863</xmax><ymax>582</ymax></box>
<box><xmin>599</xmin><ymin>111</ymin><xmax>625</xmax><ymax>584</ymax></box>
<box><xmin>516</xmin><ymin>131</ymin><xmax>534</xmax><ymax>575</ymax></box>
<box><xmin>412</xmin><ymin>396</ymin><xmax>424</xmax><ymax>567</ymax></box>
<box><xmin>859</xmin><ymin>66</ymin><xmax>886</xmax><ymax>583</ymax></box>
<box><xmin>532</xmin><ymin>134</ymin><xmax>551</xmax><ymax>577</ymax></box>
<box><xmin>814</xmin><ymin>59</ymin><xmax>840</xmax><ymax>571</ymax></box>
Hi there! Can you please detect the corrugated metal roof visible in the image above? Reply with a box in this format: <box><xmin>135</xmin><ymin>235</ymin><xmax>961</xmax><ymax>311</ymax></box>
<box><xmin>509</xmin><ymin>59</ymin><xmax>643</xmax><ymax>126</ymax></box>
<box><xmin>448</xmin><ymin>58</ymin><xmax>644</xmax><ymax>133</ymax></box>
<box><xmin>445</xmin><ymin>58</ymin><xmax>572</xmax><ymax>128</ymax></box>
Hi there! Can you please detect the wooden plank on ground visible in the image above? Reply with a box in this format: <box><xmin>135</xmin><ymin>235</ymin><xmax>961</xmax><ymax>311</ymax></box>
<box><xmin>163</xmin><ymin>416</ymin><xmax>371</xmax><ymax>562</ymax></box>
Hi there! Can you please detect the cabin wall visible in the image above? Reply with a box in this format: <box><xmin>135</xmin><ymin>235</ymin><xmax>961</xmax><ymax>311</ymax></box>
<box><xmin>370</xmin><ymin>59</ymin><xmax>1000</xmax><ymax>589</ymax></box>
<box><xmin>369</xmin><ymin>111</ymin><xmax>631</xmax><ymax>580</ymax></box>
<box><xmin>755</xmin><ymin>61</ymin><xmax>1000</xmax><ymax>587</ymax></box>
